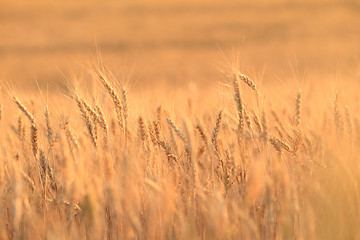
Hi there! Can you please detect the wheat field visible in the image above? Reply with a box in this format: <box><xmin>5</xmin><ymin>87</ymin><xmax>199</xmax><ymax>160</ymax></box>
<box><xmin>0</xmin><ymin>66</ymin><xmax>360</xmax><ymax>239</ymax></box>
<box><xmin>1</xmin><ymin>0</ymin><xmax>360</xmax><ymax>239</ymax></box>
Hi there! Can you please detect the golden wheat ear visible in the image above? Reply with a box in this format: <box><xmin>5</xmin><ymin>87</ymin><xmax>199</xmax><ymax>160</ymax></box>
<box><xmin>74</xmin><ymin>95</ymin><xmax>98</xmax><ymax>146</ymax></box>
<box><xmin>98</xmin><ymin>75</ymin><xmax>124</xmax><ymax>132</ymax></box>
<box><xmin>13</xmin><ymin>96</ymin><xmax>39</xmax><ymax>158</ymax></box>
<box><xmin>13</xmin><ymin>96</ymin><xmax>35</xmax><ymax>124</ymax></box>
<box><xmin>211</xmin><ymin>110</ymin><xmax>222</xmax><ymax>145</ymax></box>
<box><xmin>295</xmin><ymin>90</ymin><xmax>301</xmax><ymax>128</ymax></box>
<box><xmin>235</xmin><ymin>72</ymin><xmax>257</xmax><ymax>92</ymax></box>
<box><xmin>232</xmin><ymin>74</ymin><xmax>244</xmax><ymax>133</ymax></box>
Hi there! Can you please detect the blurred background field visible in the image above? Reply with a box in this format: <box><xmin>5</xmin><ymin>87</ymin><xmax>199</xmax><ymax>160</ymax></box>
<box><xmin>0</xmin><ymin>0</ymin><xmax>359</xmax><ymax>90</ymax></box>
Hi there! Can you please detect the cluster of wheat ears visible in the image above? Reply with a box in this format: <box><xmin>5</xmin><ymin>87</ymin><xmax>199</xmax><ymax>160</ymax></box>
<box><xmin>0</xmin><ymin>68</ymin><xmax>359</xmax><ymax>240</ymax></box>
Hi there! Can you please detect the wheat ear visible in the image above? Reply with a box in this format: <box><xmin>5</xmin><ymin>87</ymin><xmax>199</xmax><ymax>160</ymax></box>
<box><xmin>98</xmin><ymin>75</ymin><xmax>124</xmax><ymax>132</ymax></box>
<box><xmin>121</xmin><ymin>88</ymin><xmax>128</xmax><ymax>139</ymax></box>
<box><xmin>295</xmin><ymin>90</ymin><xmax>301</xmax><ymax>128</ymax></box>
<box><xmin>13</xmin><ymin>97</ymin><xmax>38</xmax><ymax>158</ymax></box>
<box><xmin>138</xmin><ymin>116</ymin><xmax>148</xmax><ymax>142</ymax></box>
<box><xmin>334</xmin><ymin>94</ymin><xmax>343</xmax><ymax>137</ymax></box>
<box><xmin>195</xmin><ymin>123</ymin><xmax>208</xmax><ymax>147</ymax></box>
<box><xmin>31</xmin><ymin>123</ymin><xmax>39</xmax><ymax>158</ymax></box>
<box><xmin>166</xmin><ymin>118</ymin><xmax>186</xmax><ymax>143</ymax></box>
<box><xmin>13</xmin><ymin>97</ymin><xmax>35</xmax><ymax>123</ymax></box>
<box><xmin>211</xmin><ymin>110</ymin><xmax>222</xmax><ymax>144</ymax></box>
<box><xmin>74</xmin><ymin>95</ymin><xmax>97</xmax><ymax>147</ymax></box>
<box><xmin>235</xmin><ymin>72</ymin><xmax>257</xmax><ymax>92</ymax></box>
<box><xmin>232</xmin><ymin>74</ymin><xmax>244</xmax><ymax>133</ymax></box>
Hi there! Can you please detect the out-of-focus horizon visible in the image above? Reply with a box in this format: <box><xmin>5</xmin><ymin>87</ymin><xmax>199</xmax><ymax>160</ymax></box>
<box><xmin>0</xmin><ymin>0</ymin><xmax>359</xmax><ymax>90</ymax></box>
